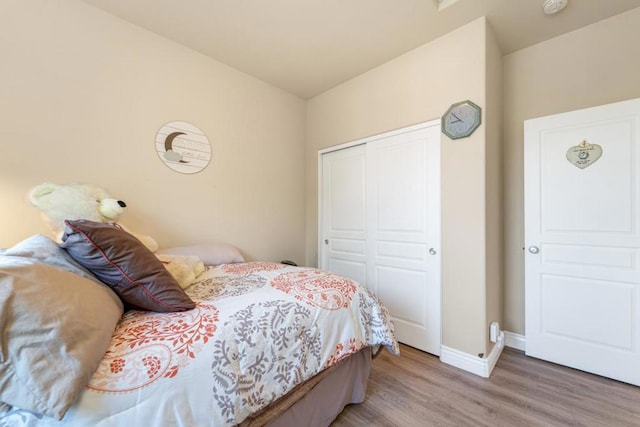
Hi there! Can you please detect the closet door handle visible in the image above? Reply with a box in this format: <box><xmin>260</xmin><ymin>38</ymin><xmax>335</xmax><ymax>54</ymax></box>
<box><xmin>528</xmin><ymin>246</ymin><xmax>540</xmax><ymax>254</ymax></box>
<box><xmin>429</xmin><ymin>248</ymin><xmax>437</xmax><ymax>255</ymax></box>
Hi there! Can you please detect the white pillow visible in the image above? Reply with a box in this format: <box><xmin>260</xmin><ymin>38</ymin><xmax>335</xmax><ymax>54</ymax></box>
<box><xmin>157</xmin><ymin>242</ymin><xmax>244</xmax><ymax>266</ymax></box>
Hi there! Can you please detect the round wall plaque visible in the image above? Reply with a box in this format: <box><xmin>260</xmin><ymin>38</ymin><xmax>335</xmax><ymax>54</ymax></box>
<box><xmin>155</xmin><ymin>121</ymin><xmax>212</xmax><ymax>174</ymax></box>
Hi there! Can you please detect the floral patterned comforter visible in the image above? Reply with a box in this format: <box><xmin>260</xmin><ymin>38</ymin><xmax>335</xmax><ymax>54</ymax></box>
<box><xmin>8</xmin><ymin>262</ymin><xmax>398</xmax><ymax>427</ymax></box>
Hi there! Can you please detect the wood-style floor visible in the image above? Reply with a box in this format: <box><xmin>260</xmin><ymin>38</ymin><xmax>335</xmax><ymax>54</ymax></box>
<box><xmin>332</xmin><ymin>344</ymin><xmax>640</xmax><ymax>426</ymax></box>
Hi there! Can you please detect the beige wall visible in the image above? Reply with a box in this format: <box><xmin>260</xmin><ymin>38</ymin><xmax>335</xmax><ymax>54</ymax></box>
<box><xmin>484</xmin><ymin>23</ymin><xmax>503</xmax><ymax>351</ymax></box>
<box><xmin>0</xmin><ymin>0</ymin><xmax>306</xmax><ymax>263</ymax></box>
<box><xmin>502</xmin><ymin>8</ymin><xmax>640</xmax><ymax>334</ymax></box>
<box><xmin>307</xmin><ymin>18</ymin><xmax>495</xmax><ymax>356</ymax></box>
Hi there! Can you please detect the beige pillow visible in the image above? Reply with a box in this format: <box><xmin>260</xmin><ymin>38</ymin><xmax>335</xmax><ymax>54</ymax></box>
<box><xmin>0</xmin><ymin>257</ymin><xmax>123</xmax><ymax>420</ymax></box>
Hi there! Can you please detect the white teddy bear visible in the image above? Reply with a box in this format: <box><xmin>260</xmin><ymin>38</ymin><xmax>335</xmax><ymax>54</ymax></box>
<box><xmin>28</xmin><ymin>182</ymin><xmax>159</xmax><ymax>251</ymax></box>
<box><xmin>28</xmin><ymin>182</ymin><xmax>204</xmax><ymax>288</ymax></box>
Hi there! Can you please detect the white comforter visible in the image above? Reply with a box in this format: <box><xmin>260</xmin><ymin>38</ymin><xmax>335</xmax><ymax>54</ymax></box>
<box><xmin>4</xmin><ymin>262</ymin><xmax>398</xmax><ymax>427</ymax></box>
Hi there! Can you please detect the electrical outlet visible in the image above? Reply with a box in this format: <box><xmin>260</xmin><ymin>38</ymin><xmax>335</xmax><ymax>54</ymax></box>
<box><xmin>490</xmin><ymin>322</ymin><xmax>500</xmax><ymax>343</ymax></box>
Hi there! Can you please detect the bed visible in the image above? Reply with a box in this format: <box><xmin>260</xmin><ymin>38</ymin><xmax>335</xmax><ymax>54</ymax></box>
<box><xmin>0</xmin><ymin>225</ymin><xmax>399</xmax><ymax>427</ymax></box>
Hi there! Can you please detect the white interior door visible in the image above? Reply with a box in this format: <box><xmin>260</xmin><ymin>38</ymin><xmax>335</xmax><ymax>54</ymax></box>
<box><xmin>319</xmin><ymin>122</ymin><xmax>441</xmax><ymax>355</ymax></box>
<box><xmin>525</xmin><ymin>98</ymin><xmax>640</xmax><ymax>386</ymax></box>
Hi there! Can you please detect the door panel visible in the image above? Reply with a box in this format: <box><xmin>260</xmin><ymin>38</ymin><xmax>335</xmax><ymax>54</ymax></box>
<box><xmin>525</xmin><ymin>98</ymin><xmax>640</xmax><ymax>386</ymax></box>
<box><xmin>375</xmin><ymin>266</ymin><xmax>427</xmax><ymax>325</ymax></box>
<box><xmin>375</xmin><ymin>141</ymin><xmax>426</xmax><ymax>232</ymax></box>
<box><xmin>541</xmin><ymin>244</ymin><xmax>637</xmax><ymax>269</ymax></box>
<box><xmin>540</xmin><ymin>119</ymin><xmax>634</xmax><ymax>233</ymax></box>
<box><xmin>540</xmin><ymin>275</ymin><xmax>634</xmax><ymax>349</ymax></box>
<box><xmin>321</xmin><ymin>146</ymin><xmax>367</xmax><ymax>285</ymax></box>
<box><xmin>328</xmin><ymin>258</ymin><xmax>367</xmax><ymax>286</ymax></box>
<box><xmin>327</xmin><ymin>149</ymin><xmax>366</xmax><ymax>233</ymax></box>
<box><xmin>376</xmin><ymin>241</ymin><xmax>427</xmax><ymax>262</ymax></box>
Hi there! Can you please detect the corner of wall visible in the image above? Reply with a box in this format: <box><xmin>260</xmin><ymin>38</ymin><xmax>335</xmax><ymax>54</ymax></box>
<box><xmin>484</xmin><ymin>17</ymin><xmax>504</xmax><ymax>352</ymax></box>
<box><xmin>440</xmin><ymin>330</ymin><xmax>505</xmax><ymax>378</ymax></box>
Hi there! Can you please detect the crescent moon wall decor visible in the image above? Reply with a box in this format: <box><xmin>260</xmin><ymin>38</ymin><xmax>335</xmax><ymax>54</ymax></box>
<box><xmin>155</xmin><ymin>121</ymin><xmax>212</xmax><ymax>173</ymax></box>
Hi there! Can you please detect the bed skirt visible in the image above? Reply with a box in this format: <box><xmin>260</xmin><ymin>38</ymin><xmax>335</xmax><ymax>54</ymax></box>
<box><xmin>240</xmin><ymin>347</ymin><xmax>372</xmax><ymax>427</ymax></box>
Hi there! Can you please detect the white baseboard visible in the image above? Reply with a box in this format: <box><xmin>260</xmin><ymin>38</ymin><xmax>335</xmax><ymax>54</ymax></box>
<box><xmin>440</xmin><ymin>332</ymin><xmax>505</xmax><ymax>378</ymax></box>
<box><xmin>503</xmin><ymin>331</ymin><xmax>525</xmax><ymax>351</ymax></box>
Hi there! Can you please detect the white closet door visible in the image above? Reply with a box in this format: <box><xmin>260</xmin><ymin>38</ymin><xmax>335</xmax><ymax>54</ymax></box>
<box><xmin>319</xmin><ymin>122</ymin><xmax>441</xmax><ymax>355</ymax></box>
<box><xmin>525</xmin><ymin>98</ymin><xmax>640</xmax><ymax>386</ymax></box>
<box><xmin>366</xmin><ymin>125</ymin><xmax>441</xmax><ymax>355</ymax></box>
<box><xmin>320</xmin><ymin>145</ymin><xmax>368</xmax><ymax>285</ymax></box>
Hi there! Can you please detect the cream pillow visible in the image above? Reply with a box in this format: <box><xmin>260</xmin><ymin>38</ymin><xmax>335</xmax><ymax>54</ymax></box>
<box><xmin>157</xmin><ymin>242</ymin><xmax>245</xmax><ymax>266</ymax></box>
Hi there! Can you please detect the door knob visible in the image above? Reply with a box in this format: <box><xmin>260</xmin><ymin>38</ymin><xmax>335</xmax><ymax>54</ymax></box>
<box><xmin>429</xmin><ymin>248</ymin><xmax>437</xmax><ymax>255</ymax></box>
<box><xmin>324</xmin><ymin>239</ymin><xmax>329</xmax><ymax>245</ymax></box>
<box><xmin>528</xmin><ymin>246</ymin><xmax>540</xmax><ymax>254</ymax></box>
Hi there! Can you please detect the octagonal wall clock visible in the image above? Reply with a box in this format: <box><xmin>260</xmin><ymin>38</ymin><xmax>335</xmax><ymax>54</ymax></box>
<box><xmin>441</xmin><ymin>100</ymin><xmax>482</xmax><ymax>140</ymax></box>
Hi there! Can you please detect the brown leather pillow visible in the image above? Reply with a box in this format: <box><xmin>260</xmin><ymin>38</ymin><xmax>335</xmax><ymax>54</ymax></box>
<box><xmin>60</xmin><ymin>220</ymin><xmax>195</xmax><ymax>312</ymax></box>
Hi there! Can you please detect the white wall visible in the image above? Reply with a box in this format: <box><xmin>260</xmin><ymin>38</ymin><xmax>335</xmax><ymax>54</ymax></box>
<box><xmin>502</xmin><ymin>7</ymin><xmax>640</xmax><ymax>334</ymax></box>
<box><xmin>0</xmin><ymin>0</ymin><xmax>306</xmax><ymax>263</ymax></box>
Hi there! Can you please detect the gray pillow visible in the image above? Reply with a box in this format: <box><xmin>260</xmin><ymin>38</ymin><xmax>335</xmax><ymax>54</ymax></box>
<box><xmin>60</xmin><ymin>220</ymin><xmax>195</xmax><ymax>312</ymax></box>
<box><xmin>2</xmin><ymin>234</ymin><xmax>99</xmax><ymax>282</ymax></box>
<box><xmin>0</xmin><ymin>256</ymin><xmax>123</xmax><ymax>420</ymax></box>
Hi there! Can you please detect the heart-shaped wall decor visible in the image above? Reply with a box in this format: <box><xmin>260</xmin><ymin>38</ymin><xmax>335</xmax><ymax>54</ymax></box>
<box><xmin>566</xmin><ymin>140</ymin><xmax>603</xmax><ymax>169</ymax></box>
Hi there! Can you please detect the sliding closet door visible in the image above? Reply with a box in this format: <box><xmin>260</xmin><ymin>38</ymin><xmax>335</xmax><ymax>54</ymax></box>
<box><xmin>366</xmin><ymin>125</ymin><xmax>441</xmax><ymax>355</ymax></box>
<box><xmin>320</xmin><ymin>145</ymin><xmax>368</xmax><ymax>285</ymax></box>
<box><xmin>319</xmin><ymin>122</ymin><xmax>441</xmax><ymax>355</ymax></box>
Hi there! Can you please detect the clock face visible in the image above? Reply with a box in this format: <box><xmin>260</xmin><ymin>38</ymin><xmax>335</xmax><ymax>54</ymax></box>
<box><xmin>442</xmin><ymin>100</ymin><xmax>481</xmax><ymax>139</ymax></box>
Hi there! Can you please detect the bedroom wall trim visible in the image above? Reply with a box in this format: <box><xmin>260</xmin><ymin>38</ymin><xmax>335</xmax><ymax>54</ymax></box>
<box><xmin>504</xmin><ymin>331</ymin><xmax>525</xmax><ymax>351</ymax></box>
<box><xmin>440</xmin><ymin>332</ymin><xmax>504</xmax><ymax>377</ymax></box>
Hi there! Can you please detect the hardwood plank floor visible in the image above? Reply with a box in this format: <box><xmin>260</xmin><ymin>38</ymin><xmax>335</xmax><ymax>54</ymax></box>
<box><xmin>332</xmin><ymin>344</ymin><xmax>640</xmax><ymax>426</ymax></box>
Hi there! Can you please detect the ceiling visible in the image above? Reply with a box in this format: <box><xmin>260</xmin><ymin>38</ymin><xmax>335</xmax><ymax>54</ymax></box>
<box><xmin>82</xmin><ymin>0</ymin><xmax>640</xmax><ymax>99</ymax></box>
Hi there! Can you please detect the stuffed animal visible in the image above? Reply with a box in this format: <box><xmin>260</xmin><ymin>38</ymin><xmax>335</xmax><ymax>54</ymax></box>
<box><xmin>28</xmin><ymin>182</ymin><xmax>205</xmax><ymax>288</ymax></box>
<box><xmin>157</xmin><ymin>254</ymin><xmax>205</xmax><ymax>289</ymax></box>
<box><xmin>28</xmin><ymin>182</ymin><xmax>159</xmax><ymax>251</ymax></box>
